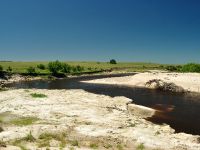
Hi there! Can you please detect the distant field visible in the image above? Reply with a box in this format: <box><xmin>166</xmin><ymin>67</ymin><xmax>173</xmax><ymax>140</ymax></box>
<box><xmin>0</xmin><ymin>61</ymin><xmax>166</xmax><ymax>74</ymax></box>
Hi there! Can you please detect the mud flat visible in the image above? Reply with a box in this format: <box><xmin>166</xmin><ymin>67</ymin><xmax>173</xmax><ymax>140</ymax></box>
<box><xmin>82</xmin><ymin>72</ymin><xmax>200</xmax><ymax>93</ymax></box>
<box><xmin>0</xmin><ymin>89</ymin><xmax>200</xmax><ymax>150</ymax></box>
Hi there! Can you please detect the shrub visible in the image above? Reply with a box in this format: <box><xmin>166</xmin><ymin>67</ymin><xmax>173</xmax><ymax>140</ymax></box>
<box><xmin>48</xmin><ymin>60</ymin><xmax>62</xmax><ymax>75</ymax></box>
<box><xmin>6</xmin><ymin>66</ymin><xmax>12</xmax><ymax>72</ymax></box>
<box><xmin>71</xmin><ymin>65</ymin><xmax>84</xmax><ymax>73</ymax></box>
<box><xmin>37</xmin><ymin>64</ymin><xmax>46</xmax><ymax>70</ymax></box>
<box><xmin>27</xmin><ymin>67</ymin><xmax>36</xmax><ymax>75</ymax></box>
<box><xmin>110</xmin><ymin>59</ymin><xmax>117</xmax><ymax>64</ymax></box>
<box><xmin>88</xmin><ymin>67</ymin><xmax>92</xmax><ymax>71</ymax></box>
<box><xmin>165</xmin><ymin>65</ymin><xmax>177</xmax><ymax>71</ymax></box>
<box><xmin>181</xmin><ymin>63</ymin><xmax>200</xmax><ymax>72</ymax></box>
<box><xmin>76</xmin><ymin>65</ymin><xmax>84</xmax><ymax>72</ymax></box>
<box><xmin>61</xmin><ymin>63</ymin><xmax>71</xmax><ymax>73</ymax></box>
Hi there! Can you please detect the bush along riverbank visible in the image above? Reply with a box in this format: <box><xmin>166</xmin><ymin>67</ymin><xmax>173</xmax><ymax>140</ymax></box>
<box><xmin>165</xmin><ymin>63</ymin><xmax>200</xmax><ymax>72</ymax></box>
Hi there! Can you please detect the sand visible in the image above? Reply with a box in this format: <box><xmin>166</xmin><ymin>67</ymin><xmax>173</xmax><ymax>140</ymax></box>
<box><xmin>82</xmin><ymin>72</ymin><xmax>200</xmax><ymax>93</ymax></box>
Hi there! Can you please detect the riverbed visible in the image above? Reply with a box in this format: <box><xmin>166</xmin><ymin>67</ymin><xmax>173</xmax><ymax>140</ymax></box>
<box><xmin>1</xmin><ymin>73</ymin><xmax>200</xmax><ymax>150</ymax></box>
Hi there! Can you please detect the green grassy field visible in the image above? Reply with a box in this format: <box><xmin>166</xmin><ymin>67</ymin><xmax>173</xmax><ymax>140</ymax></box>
<box><xmin>0</xmin><ymin>61</ymin><xmax>165</xmax><ymax>74</ymax></box>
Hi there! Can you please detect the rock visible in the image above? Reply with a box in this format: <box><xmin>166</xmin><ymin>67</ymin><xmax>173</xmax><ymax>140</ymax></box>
<box><xmin>127</xmin><ymin>104</ymin><xmax>155</xmax><ymax>118</ymax></box>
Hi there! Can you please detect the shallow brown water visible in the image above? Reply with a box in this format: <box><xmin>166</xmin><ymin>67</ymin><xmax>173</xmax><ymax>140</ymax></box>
<box><xmin>4</xmin><ymin>73</ymin><xmax>200</xmax><ymax>135</ymax></box>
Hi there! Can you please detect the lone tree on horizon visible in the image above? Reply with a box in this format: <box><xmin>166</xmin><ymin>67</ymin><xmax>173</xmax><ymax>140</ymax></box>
<box><xmin>110</xmin><ymin>59</ymin><xmax>117</xmax><ymax>64</ymax></box>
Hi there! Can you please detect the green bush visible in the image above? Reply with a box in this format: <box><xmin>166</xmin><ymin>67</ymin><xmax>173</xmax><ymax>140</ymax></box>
<box><xmin>165</xmin><ymin>65</ymin><xmax>178</xmax><ymax>71</ymax></box>
<box><xmin>110</xmin><ymin>59</ymin><xmax>117</xmax><ymax>64</ymax></box>
<box><xmin>71</xmin><ymin>65</ymin><xmax>84</xmax><ymax>73</ymax></box>
<box><xmin>165</xmin><ymin>65</ymin><xmax>182</xmax><ymax>72</ymax></box>
<box><xmin>37</xmin><ymin>64</ymin><xmax>46</xmax><ymax>70</ymax></box>
<box><xmin>76</xmin><ymin>65</ymin><xmax>84</xmax><ymax>72</ymax></box>
<box><xmin>7</xmin><ymin>66</ymin><xmax>12</xmax><ymax>72</ymax></box>
<box><xmin>27</xmin><ymin>67</ymin><xmax>36</xmax><ymax>75</ymax></box>
<box><xmin>48</xmin><ymin>60</ymin><xmax>62</xmax><ymax>75</ymax></box>
<box><xmin>61</xmin><ymin>63</ymin><xmax>71</xmax><ymax>73</ymax></box>
<box><xmin>181</xmin><ymin>63</ymin><xmax>200</xmax><ymax>72</ymax></box>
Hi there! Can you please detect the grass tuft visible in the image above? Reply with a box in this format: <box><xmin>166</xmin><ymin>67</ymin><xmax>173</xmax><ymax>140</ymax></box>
<box><xmin>117</xmin><ymin>144</ymin><xmax>123</xmax><ymax>150</ymax></box>
<box><xmin>90</xmin><ymin>143</ymin><xmax>98</xmax><ymax>149</ymax></box>
<box><xmin>10</xmin><ymin>117</ymin><xmax>39</xmax><ymax>126</ymax></box>
<box><xmin>137</xmin><ymin>143</ymin><xmax>145</xmax><ymax>150</ymax></box>
<box><xmin>22</xmin><ymin>131</ymin><xmax>36</xmax><ymax>142</ymax></box>
<box><xmin>71</xmin><ymin>140</ymin><xmax>79</xmax><ymax>147</ymax></box>
<box><xmin>104</xmin><ymin>144</ymin><xmax>112</xmax><ymax>149</ymax></box>
<box><xmin>30</xmin><ymin>93</ymin><xmax>47</xmax><ymax>98</ymax></box>
<box><xmin>0</xmin><ymin>140</ymin><xmax>6</xmax><ymax>147</ymax></box>
<box><xmin>38</xmin><ymin>132</ymin><xmax>67</xmax><ymax>148</ymax></box>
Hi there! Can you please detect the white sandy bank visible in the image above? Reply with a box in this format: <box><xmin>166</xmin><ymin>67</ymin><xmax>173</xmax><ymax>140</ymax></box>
<box><xmin>82</xmin><ymin>72</ymin><xmax>200</xmax><ymax>93</ymax></box>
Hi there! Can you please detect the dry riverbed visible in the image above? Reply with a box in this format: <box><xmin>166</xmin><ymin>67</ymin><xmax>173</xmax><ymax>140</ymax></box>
<box><xmin>0</xmin><ymin>88</ymin><xmax>200</xmax><ymax>150</ymax></box>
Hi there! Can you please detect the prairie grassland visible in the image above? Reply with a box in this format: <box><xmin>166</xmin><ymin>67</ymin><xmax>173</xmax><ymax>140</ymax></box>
<box><xmin>0</xmin><ymin>61</ymin><xmax>165</xmax><ymax>74</ymax></box>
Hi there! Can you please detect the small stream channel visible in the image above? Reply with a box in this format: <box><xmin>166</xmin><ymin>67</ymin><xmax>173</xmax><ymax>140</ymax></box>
<box><xmin>4</xmin><ymin>73</ymin><xmax>200</xmax><ymax>135</ymax></box>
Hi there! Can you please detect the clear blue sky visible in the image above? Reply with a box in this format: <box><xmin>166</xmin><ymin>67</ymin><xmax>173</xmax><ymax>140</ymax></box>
<box><xmin>0</xmin><ymin>0</ymin><xmax>200</xmax><ymax>63</ymax></box>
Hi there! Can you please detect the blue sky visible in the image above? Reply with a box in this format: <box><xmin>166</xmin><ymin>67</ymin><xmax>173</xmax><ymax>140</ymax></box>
<box><xmin>0</xmin><ymin>0</ymin><xmax>200</xmax><ymax>63</ymax></box>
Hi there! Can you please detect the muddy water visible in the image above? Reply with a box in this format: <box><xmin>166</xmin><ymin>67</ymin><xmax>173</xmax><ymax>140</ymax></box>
<box><xmin>5</xmin><ymin>74</ymin><xmax>200</xmax><ymax>135</ymax></box>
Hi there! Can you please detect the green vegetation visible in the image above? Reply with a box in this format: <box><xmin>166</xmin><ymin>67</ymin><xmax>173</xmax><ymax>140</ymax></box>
<box><xmin>30</xmin><ymin>93</ymin><xmax>47</xmax><ymax>98</ymax></box>
<box><xmin>37</xmin><ymin>64</ymin><xmax>46</xmax><ymax>70</ymax></box>
<box><xmin>104</xmin><ymin>144</ymin><xmax>112</xmax><ymax>149</ymax></box>
<box><xmin>165</xmin><ymin>63</ymin><xmax>200</xmax><ymax>73</ymax></box>
<box><xmin>0</xmin><ymin>140</ymin><xmax>6</xmax><ymax>147</ymax></box>
<box><xmin>71</xmin><ymin>140</ymin><xmax>79</xmax><ymax>146</ymax></box>
<box><xmin>110</xmin><ymin>59</ymin><xmax>117</xmax><ymax>64</ymax></box>
<box><xmin>90</xmin><ymin>143</ymin><xmax>98</xmax><ymax>149</ymax></box>
<box><xmin>48</xmin><ymin>60</ymin><xmax>63</xmax><ymax>75</ymax></box>
<box><xmin>10</xmin><ymin>117</ymin><xmax>39</xmax><ymax>126</ymax></box>
<box><xmin>61</xmin><ymin>63</ymin><xmax>71</xmax><ymax>73</ymax></box>
<box><xmin>181</xmin><ymin>63</ymin><xmax>200</xmax><ymax>72</ymax></box>
<box><xmin>12</xmin><ymin>139</ymin><xmax>28</xmax><ymax>150</ymax></box>
<box><xmin>0</xmin><ymin>61</ymin><xmax>166</xmax><ymax>74</ymax></box>
<box><xmin>136</xmin><ymin>143</ymin><xmax>145</xmax><ymax>150</ymax></box>
<box><xmin>22</xmin><ymin>131</ymin><xmax>36</xmax><ymax>142</ymax></box>
<box><xmin>48</xmin><ymin>60</ymin><xmax>84</xmax><ymax>75</ymax></box>
<box><xmin>117</xmin><ymin>144</ymin><xmax>123</xmax><ymax>150</ymax></box>
<box><xmin>38</xmin><ymin>132</ymin><xmax>67</xmax><ymax>148</ymax></box>
<box><xmin>0</xmin><ymin>65</ymin><xmax>3</xmax><ymax>72</ymax></box>
<box><xmin>0</xmin><ymin>113</ymin><xmax>38</xmax><ymax>126</ymax></box>
<box><xmin>26</xmin><ymin>66</ymin><xmax>36</xmax><ymax>75</ymax></box>
<box><xmin>2</xmin><ymin>61</ymin><xmax>199</xmax><ymax>75</ymax></box>
<box><xmin>6</xmin><ymin>66</ymin><xmax>12</xmax><ymax>72</ymax></box>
